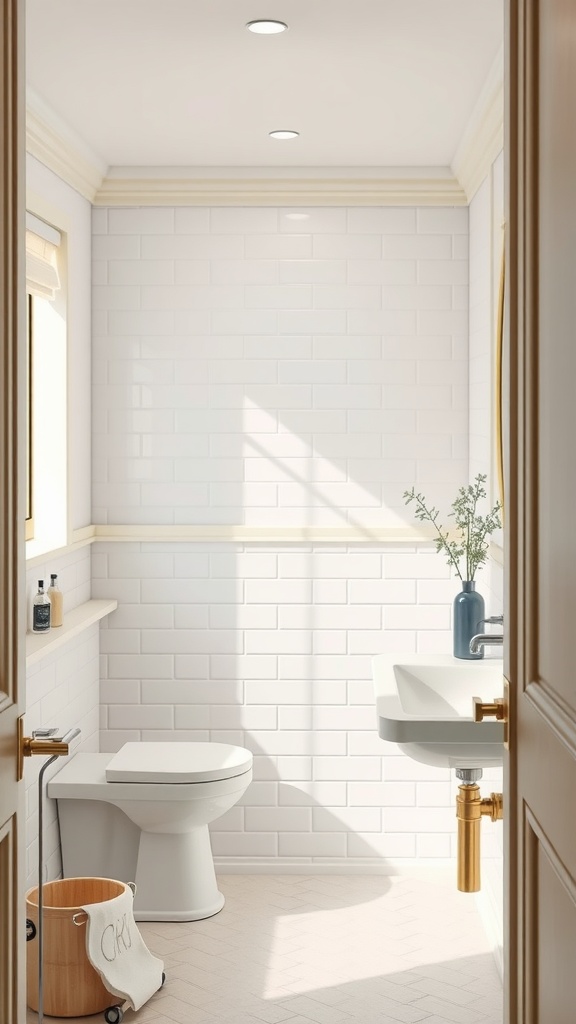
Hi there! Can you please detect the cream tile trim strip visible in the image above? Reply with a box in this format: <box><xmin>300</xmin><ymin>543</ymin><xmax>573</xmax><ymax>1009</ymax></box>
<box><xmin>89</xmin><ymin>524</ymin><xmax>436</xmax><ymax>544</ymax></box>
<box><xmin>71</xmin><ymin>525</ymin><xmax>97</xmax><ymax>545</ymax></box>
<box><xmin>25</xmin><ymin>524</ymin><xmax>435</xmax><ymax>562</ymax></box>
<box><xmin>94</xmin><ymin>175</ymin><xmax>467</xmax><ymax>207</ymax></box>
<box><xmin>47</xmin><ymin>524</ymin><xmax>503</xmax><ymax>557</ymax></box>
<box><xmin>26</xmin><ymin>528</ymin><xmax>96</xmax><ymax>567</ymax></box>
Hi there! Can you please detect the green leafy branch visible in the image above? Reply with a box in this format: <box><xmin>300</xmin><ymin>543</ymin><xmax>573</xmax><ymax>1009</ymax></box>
<box><xmin>403</xmin><ymin>473</ymin><xmax>502</xmax><ymax>582</ymax></box>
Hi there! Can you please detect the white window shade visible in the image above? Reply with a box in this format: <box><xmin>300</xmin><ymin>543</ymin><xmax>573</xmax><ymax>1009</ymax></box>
<box><xmin>26</xmin><ymin>215</ymin><xmax>61</xmax><ymax>301</ymax></box>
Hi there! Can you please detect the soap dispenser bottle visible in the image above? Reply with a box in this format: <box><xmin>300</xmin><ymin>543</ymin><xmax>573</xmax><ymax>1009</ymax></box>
<box><xmin>32</xmin><ymin>580</ymin><xmax>51</xmax><ymax>633</ymax></box>
<box><xmin>47</xmin><ymin>573</ymin><xmax>63</xmax><ymax>627</ymax></box>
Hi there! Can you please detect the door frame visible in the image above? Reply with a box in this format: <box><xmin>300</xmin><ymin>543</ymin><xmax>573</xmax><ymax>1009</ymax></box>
<box><xmin>503</xmin><ymin>5</ymin><xmax>521</xmax><ymax>1020</ymax></box>
<box><xmin>0</xmin><ymin>0</ymin><xmax>26</xmax><ymax>1019</ymax></box>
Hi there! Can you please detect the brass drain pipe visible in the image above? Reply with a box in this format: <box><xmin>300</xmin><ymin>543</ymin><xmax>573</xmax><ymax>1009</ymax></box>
<box><xmin>456</xmin><ymin>769</ymin><xmax>503</xmax><ymax>892</ymax></box>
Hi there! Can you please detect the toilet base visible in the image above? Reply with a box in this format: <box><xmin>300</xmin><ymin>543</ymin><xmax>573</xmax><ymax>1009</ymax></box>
<box><xmin>132</xmin><ymin>824</ymin><xmax>225</xmax><ymax>922</ymax></box>
<box><xmin>133</xmin><ymin>896</ymin><xmax>225</xmax><ymax>923</ymax></box>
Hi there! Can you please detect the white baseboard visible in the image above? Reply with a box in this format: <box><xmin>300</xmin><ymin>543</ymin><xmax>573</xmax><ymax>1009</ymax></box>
<box><xmin>214</xmin><ymin>857</ymin><xmax>456</xmax><ymax>878</ymax></box>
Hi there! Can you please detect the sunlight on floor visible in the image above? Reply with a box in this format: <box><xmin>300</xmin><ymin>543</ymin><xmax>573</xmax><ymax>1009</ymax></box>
<box><xmin>27</xmin><ymin>871</ymin><xmax>502</xmax><ymax>1024</ymax></box>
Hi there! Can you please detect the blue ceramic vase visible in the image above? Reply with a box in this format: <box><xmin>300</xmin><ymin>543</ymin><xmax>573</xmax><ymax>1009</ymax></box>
<box><xmin>453</xmin><ymin>581</ymin><xmax>485</xmax><ymax>660</ymax></box>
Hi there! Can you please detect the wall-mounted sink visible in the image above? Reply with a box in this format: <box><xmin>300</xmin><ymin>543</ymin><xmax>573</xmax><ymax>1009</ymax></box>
<box><xmin>372</xmin><ymin>654</ymin><xmax>504</xmax><ymax>769</ymax></box>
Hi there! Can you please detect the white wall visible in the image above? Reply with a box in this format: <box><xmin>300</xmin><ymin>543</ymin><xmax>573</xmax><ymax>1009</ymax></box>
<box><xmin>92</xmin><ymin>204</ymin><xmax>472</xmax><ymax>866</ymax></box>
<box><xmin>24</xmin><ymin>546</ymin><xmax>97</xmax><ymax>889</ymax></box>
<box><xmin>21</xmin><ymin>180</ymin><xmax>506</xmax><ymax>878</ymax></box>
<box><xmin>24</xmin><ymin>157</ymin><xmax>97</xmax><ymax>887</ymax></box>
<box><xmin>469</xmin><ymin>178</ymin><xmax>492</xmax><ymax>485</ymax></box>
<box><xmin>468</xmin><ymin>154</ymin><xmax>504</xmax><ymax>611</ymax></box>
<box><xmin>468</xmin><ymin>149</ymin><xmax>505</xmax><ymax>972</ymax></box>
<box><xmin>91</xmin><ymin>205</ymin><xmax>469</xmax><ymax>526</ymax></box>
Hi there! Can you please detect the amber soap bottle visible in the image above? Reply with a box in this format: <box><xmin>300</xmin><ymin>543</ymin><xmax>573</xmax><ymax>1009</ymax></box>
<box><xmin>47</xmin><ymin>573</ymin><xmax>63</xmax><ymax>627</ymax></box>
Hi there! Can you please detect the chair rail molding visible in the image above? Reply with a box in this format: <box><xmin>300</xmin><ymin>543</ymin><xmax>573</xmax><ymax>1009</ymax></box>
<box><xmin>90</xmin><ymin>523</ymin><xmax>438</xmax><ymax>545</ymax></box>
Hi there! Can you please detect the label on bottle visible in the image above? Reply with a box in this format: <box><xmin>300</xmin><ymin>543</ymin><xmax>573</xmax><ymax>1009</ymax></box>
<box><xmin>33</xmin><ymin>604</ymin><xmax>51</xmax><ymax>631</ymax></box>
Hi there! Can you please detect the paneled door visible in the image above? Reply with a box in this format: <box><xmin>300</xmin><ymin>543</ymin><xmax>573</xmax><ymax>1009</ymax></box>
<box><xmin>506</xmin><ymin>1</ymin><xmax>576</xmax><ymax>1020</ymax></box>
<box><xmin>0</xmin><ymin>0</ymin><xmax>26</xmax><ymax>1020</ymax></box>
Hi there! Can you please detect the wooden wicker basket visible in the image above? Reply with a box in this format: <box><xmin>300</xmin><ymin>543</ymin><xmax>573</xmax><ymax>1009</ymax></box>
<box><xmin>26</xmin><ymin>877</ymin><xmax>126</xmax><ymax>1017</ymax></box>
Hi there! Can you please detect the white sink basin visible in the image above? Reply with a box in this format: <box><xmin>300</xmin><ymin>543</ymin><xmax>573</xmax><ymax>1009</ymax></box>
<box><xmin>372</xmin><ymin>654</ymin><xmax>504</xmax><ymax>769</ymax></box>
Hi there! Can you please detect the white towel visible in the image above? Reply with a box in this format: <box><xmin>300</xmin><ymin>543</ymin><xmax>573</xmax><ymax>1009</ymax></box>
<box><xmin>81</xmin><ymin>883</ymin><xmax>164</xmax><ymax>1012</ymax></box>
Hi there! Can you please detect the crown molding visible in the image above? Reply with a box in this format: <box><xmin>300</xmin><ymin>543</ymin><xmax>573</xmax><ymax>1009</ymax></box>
<box><xmin>94</xmin><ymin>173</ymin><xmax>467</xmax><ymax>207</ymax></box>
<box><xmin>451</xmin><ymin>47</ymin><xmax>504</xmax><ymax>202</ymax></box>
<box><xmin>24</xmin><ymin>92</ymin><xmax>470</xmax><ymax>208</ymax></box>
<box><xmin>28</xmin><ymin>81</ymin><xmax>504</xmax><ymax>209</ymax></box>
<box><xmin>26</xmin><ymin>88</ymin><xmax>106</xmax><ymax>202</ymax></box>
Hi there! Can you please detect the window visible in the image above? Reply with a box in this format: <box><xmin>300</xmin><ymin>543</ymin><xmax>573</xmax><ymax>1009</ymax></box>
<box><xmin>25</xmin><ymin>213</ymin><xmax>66</xmax><ymax>555</ymax></box>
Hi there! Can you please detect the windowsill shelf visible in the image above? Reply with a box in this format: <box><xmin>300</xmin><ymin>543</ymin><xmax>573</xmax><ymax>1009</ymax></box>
<box><xmin>26</xmin><ymin>598</ymin><xmax>118</xmax><ymax>667</ymax></box>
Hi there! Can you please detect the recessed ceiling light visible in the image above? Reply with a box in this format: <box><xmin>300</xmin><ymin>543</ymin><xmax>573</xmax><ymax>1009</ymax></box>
<box><xmin>246</xmin><ymin>20</ymin><xmax>288</xmax><ymax>34</ymax></box>
<box><xmin>269</xmin><ymin>130</ymin><xmax>299</xmax><ymax>140</ymax></box>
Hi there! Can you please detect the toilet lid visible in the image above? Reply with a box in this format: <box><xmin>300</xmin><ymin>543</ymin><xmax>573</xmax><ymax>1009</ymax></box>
<box><xmin>105</xmin><ymin>742</ymin><xmax>253</xmax><ymax>784</ymax></box>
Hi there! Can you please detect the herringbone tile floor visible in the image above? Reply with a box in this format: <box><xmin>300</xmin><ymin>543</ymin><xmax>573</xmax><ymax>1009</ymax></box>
<box><xmin>28</xmin><ymin>871</ymin><xmax>503</xmax><ymax>1024</ymax></box>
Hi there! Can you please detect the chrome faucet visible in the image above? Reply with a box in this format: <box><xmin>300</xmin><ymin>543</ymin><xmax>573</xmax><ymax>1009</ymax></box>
<box><xmin>469</xmin><ymin>615</ymin><xmax>504</xmax><ymax>655</ymax></box>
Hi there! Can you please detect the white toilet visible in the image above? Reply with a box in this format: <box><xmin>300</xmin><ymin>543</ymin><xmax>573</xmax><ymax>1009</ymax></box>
<box><xmin>48</xmin><ymin>742</ymin><xmax>253</xmax><ymax>922</ymax></box>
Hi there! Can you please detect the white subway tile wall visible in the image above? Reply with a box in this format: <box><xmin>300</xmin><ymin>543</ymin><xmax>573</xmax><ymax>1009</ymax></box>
<box><xmin>469</xmin><ymin>178</ymin><xmax>492</xmax><ymax>485</ymax></box>
<box><xmin>91</xmin><ymin>204</ymin><xmax>474</xmax><ymax>865</ymax></box>
<box><xmin>90</xmin><ymin>541</ymin><xmax>501</xmax><ymax>866</ymax></box>
<box><xmin>92</xmin><ymin>205</ymin><xmax>468</xmax><ymax>527</ymax></box>
<box><xmin>24</xmin><ymin>548</ymin><xmax>98</xmax><ymax>888</ymax></box>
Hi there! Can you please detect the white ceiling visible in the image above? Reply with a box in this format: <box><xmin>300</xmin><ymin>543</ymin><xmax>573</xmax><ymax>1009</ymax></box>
<box><xmin>26</xmin><ymin>0</ymin><xmax>503</xmax><ymax>171</ymax></box>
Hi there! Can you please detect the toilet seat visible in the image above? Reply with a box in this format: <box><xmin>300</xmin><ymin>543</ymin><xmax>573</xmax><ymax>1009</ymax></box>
<box><xmin>105</xmin><ymin>742</ymin><xmax>252</xmax><ymax>784</ymax></box>
<box><xmin>49</xmin><ymin>753</ymin><xmax>252</xmax><ymax>803</ymax></box>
